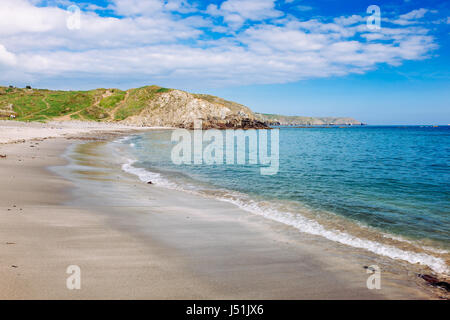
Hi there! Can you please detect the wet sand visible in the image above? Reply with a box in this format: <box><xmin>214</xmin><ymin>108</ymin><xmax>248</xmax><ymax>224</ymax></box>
<box><xmin>0</xmin><ymin>128</ymin><xmax>442</xmax><ymax>299</ymax></box>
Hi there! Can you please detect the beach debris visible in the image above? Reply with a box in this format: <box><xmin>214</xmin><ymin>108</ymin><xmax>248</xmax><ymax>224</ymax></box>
<box><xmin>147</xmin><ymin>181</ymin><xmax>153</xmax><ymax>184</ymax></box>
<box><xmin>11</xmin><ymin>265</ymin><xmax>18</xmax><ymax>268</ymax></box>
<box><xmin>6</xmin><ymin>242</ymin><xmax>15</xmax><ymax>245</ymax></box>
<box><xmin>0</xmin><ymin>154</ymin><xmax>6</xmax><ymax>158</ymax></box>
<box><xmin>418</xmin><ymin>274</ymin><xmax>450</xmax><ymax>292</ymax></box>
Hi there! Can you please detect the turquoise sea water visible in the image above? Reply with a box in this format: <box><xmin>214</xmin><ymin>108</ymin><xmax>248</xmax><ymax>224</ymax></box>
<box><xmin>117</xmin><ymin>126</ymin><xmax>450</xmax><ymax>273</ymax></box>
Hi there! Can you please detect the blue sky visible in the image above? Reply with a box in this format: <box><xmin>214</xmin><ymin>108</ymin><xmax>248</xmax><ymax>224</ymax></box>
<box><xmin>0</xmin><ymin>0</ymin><xmax>449</xmax><ymax>124</ymax></box>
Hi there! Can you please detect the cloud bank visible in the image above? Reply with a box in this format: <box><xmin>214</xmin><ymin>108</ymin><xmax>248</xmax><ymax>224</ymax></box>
<box><xmin>0</xmin><ymin>0</ymin><xmax>440</xmax><ymax>88</ymax></box>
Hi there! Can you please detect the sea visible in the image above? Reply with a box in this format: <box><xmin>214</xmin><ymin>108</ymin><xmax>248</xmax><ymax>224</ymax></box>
<box><xmin>114</xmin><ymin>125</ymin><xmax>450</xmax><ymax>275</ymax></box>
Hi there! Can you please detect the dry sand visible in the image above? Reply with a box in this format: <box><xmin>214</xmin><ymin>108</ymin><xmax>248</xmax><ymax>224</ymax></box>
<box><xmin>0</xmin><ymin>120</ymin><xmax>169</xmax><ymax>144</ymax></box>
<box><xmin>0</xmin><ymin>121</ymin><xmax>440</xmax><ymax>299</ymax></box>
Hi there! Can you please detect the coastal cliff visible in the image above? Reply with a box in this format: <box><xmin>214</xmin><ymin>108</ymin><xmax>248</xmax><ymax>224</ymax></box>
<box><xmin>121</xmin><ymin>88</ymin><xmax>268</xmax><ymax>129</ymax></box>
<box><xmin>0</xmin><ymin>85</ymin><xmax>267</xmax><ymax>129</ymax></box>
<box><xmin>0</xmin><ymin>85</ymin><xmax>360</xmax><ymax>128</ymax></box>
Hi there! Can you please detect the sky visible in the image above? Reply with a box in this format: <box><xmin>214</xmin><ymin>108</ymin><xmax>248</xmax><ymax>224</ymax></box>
<box><xmin>0</xmin><ymin>0</ymin><xmax>449</xmax><ymax>124</ymax></box>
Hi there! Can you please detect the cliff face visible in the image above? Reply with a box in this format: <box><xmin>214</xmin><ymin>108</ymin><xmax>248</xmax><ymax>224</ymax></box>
<box><xmin>255</xmin><ymin>113</ymin><xmax>362</xmax><ymax>126</ymax></box>
<box><xmin>122</xmin><ymin>89</ymin><xmax>268</xmax><ymax>129</ymax></box>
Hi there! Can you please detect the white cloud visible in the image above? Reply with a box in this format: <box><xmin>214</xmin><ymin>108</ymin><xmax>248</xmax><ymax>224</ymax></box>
<box><xmin>0</xmin><ymin>0</ymin><xmax>203</xmax><ymax>52</ymax></box>
<box><xmin>164</xmin><ymin>0</ymin><xmax>198</xmax><ymax>13</ymax></box>
<box><xmin>0</xmin><ymin>0</ymin><xmax>64</xmax><ymax>35</ymax></box>
<box><xmin>0</xmin><ymin>44</ymin><xmax>17</xmax><ymax>66</ymax></box>
<box><xmin>110</xmin><ymin>0</ymin><xmax>164</xmax><ymax>16</ymax></box>
<box><xmin>391</xmin><ymin>8</ymin><xmax>429</xmax><ymax>25</ymax></box>
<box><xmin>208</xmin><ymin>0</ymin><xmax>282</xmax><ymax>29</ymax></box>
<box><xmin>400</xmin><ymin>8</ymin><xmax>428</xmax><ymax>20</ymax></box>
<box><xmin>0</xmin><ymin>1</ymin><xmax>441</xmax><ymax>88</ymax></box>
<box><xmin>334</xmin><ymin>15</ymin><xmax>365</xmax><ymax>26</ymax></box>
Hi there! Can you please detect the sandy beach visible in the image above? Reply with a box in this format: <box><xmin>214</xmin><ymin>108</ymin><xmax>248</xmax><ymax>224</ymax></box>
<box><xmin>0</xmin><ymin>121</ymin><xmax>443</xmax><ymax>299</ymax></box>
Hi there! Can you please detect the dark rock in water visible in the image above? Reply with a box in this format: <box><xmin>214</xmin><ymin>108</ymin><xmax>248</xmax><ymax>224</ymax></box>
<box><xmin>0</xmin><ymin>154</ymin><xmax>6</xmax><ymax>158</ymax></box>
<box><xmin>184</xmin><ymin>116</ymin><xmax>270</xmax><ymax>130</ymax></box>
<box><xmin>418</xmin><ymin>274</ymin><xmax>450</xmax><ymax>292</ymax></box>
<box><xmin>147</xmin><ymin>181</ymin><xmax>153</xmax><ymax>184</ymax></box>
<box><xmin>419</xmin><ymin>274</ymin><xmax>439</xmax><ymax>284</ymax></box>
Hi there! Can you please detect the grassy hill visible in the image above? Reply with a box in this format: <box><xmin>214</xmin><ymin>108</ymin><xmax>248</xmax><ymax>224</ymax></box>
<box><xmin>0</xmin><ymin>85</ymin><xmax>172</xmax><ymax>122</ymax></box>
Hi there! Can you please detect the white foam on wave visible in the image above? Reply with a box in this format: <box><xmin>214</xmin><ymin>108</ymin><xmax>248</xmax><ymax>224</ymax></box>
<box><xmin>114</xmin><ymin>136</ymin><xmax>133</xmax><ymax>144</ymax></box>
<box><xmin>120</xmin><ymin>158</ymin><xmax>449</xmax><ymax>275</ymax></box>
<box><xmin>121</xmin><ymin>159</ymin><xmax>175</xmax><ymax>188</ymax></box>
<box><xmin>382</xmin><ymin>233</ymin><xmax>449</xmax><ymax>255</ymax></box>
<box><xmin>217</xmin><ymin>197</ymin><xmax>449</xmax><ymax>275</ymax></box>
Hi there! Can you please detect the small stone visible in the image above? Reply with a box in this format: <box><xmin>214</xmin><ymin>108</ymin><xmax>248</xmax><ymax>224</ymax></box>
<box><xmin>147</xmin><ymin>181</ymin><xmax>153</xmax><ymax>184</ymax></box>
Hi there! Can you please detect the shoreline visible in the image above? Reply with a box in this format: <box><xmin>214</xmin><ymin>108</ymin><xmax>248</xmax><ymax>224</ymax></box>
<box><xmin>0</xmin><ymin>122</ymin><xmax>445</xmax><ymax>299</ymax></box>
<box><xmin>119</xmin><ymin>136</ymin><xmax>449</xmax><ymax>276</ymax></box>
<box><xmin>0</xmin><ymin>133</ymin><xmax>217</xmax><ymax>299</ymax></box>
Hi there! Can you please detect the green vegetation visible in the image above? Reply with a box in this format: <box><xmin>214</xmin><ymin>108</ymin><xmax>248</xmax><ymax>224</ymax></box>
<box><xmin>99</xmin><ymin>90</ymin><xmax>126</xmax><ymax>109</ymax></box>
<box><xmin>0</xmin><ymin>85</ymin><xmax>173</xmax><ymax>122</ymax></box>
<box><xmin>114</xmin><ymin>85</ymin><xmax>170</xmax><ymax>120</ymax></box>
<box><xmin>80</xmin><ymin>89</ymin><xmax>126</xmax><ymax>120</ymax></box>
<box><xmin>0</xmin><ymin>87</ymin><xmax>47</xmax><ymax>121</ymax></box>
<box><xmin>44</xmin><ymin>91</ymin><xmax>96</xmax><ymax>117</ymax></box>
<box><xmin>156</xmin><ymin>87</ymin><xmax>170</xmax><ymax>93</ymax></box>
